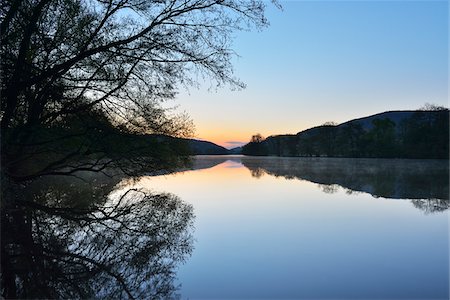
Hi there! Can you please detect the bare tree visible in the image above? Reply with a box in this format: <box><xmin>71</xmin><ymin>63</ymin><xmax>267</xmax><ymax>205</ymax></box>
<box><xmin>321</xmin><ymin>121</ymin><xmax>338</xmax><ymax>126</ymax></box>
<box><xmin>1</xmin><ymin>0</ymin><xmax>277</xmax><ymax>132</ymax></box>
<box><xmin>1</xmin><ymin>0</ymin><xmax>279</xmax><ymax>179</ymax></box>
<box><xmin>418</xmin><ymin>103</ymin><xmax>448</xmax><ymax>111</ymax></box>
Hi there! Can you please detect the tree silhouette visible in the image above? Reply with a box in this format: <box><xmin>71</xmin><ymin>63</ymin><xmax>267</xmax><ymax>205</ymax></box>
<box><xmin>1</xmin><ymin>0</ymin><xmax>275</xmax><ymax>131</ymax></box>
<box><xmin>366</xmin><ymin>118</ymin><xmax>396</xmax><ymax>157</ymax></box>
<box><xmin>242</xmin><ymin>133</ymin><xmax>268</xmax><ymax>156</ymax></box>
<box><xmin>1</xmin><ymin>0</ymin><xmax>277</xmax><ymax>181</ymax></box>
<box><xmin>251</xmin><ymin>134</ymin><xmax>265</xmax><ymax>143</ymax></box>
<box><xmin>419</xmin><ymin>103</ymin><xmax>448</xmax><ymax>111</ymax></box>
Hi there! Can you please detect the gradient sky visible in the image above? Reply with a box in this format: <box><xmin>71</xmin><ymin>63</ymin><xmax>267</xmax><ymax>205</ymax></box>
<box><xmin>175</xmin><ymin>0</ymin><xmax>448</xmax><ymax>148</ymax></box>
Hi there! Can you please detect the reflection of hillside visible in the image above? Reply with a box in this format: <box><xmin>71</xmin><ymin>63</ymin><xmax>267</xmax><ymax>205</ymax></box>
<box><xmin>173</xmin><ymin>155</ymin><xmax>243</xmax><ymax>173</ymax></box>
<box><xmin>240</xmin><ymin>157</ymin><xmax>449</xmax><ymax>201</ymax></box>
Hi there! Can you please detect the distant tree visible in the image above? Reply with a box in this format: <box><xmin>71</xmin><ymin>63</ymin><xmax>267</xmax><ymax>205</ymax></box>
<box><xmin>419</xmin><ymin>103</ymin><xmax>448</xmax><ymax>111</ymax></box>
<box><xmin>258</xmin><ymin>135</ymin><xmax>293</xmax><ymax>156</ymax></box>
<box><xmin>251</xmin><ymin>133</ymin><xmax>265</xmax><ymax>143</ymax></box>
<box><xmin>400</xmin><ymin>109</ymin><xmax>449</xmax><ymax>158</ymax></box>
<box><xmin>366</xmin><ymin>118</ymin><xmax>397</xmax><ymax>157</ymax></box>
<box><xmin>337</xmin><ymin>123</ymin><xmax>364</xmax><ymax>157</ymax></box>
<box><xmin>318</xmin><ymin>126</ymin><xmax>337</xmax><ymax>156</ymax></box>
<box><xmin>242</xmin><ymin>133</ymin><xmax>268</xmax><ymax>156</ymax></box>
<box><xmin>321</xmin><ymin>121</ymin><xmax>338</xmax><ymax>126</ymax></box>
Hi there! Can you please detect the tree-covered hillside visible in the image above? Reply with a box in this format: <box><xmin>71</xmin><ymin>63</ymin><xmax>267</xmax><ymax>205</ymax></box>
<box><xmin>242</xmin><ymin>109</ymin><xmax>449</xmax><ymax>159</ymax></box>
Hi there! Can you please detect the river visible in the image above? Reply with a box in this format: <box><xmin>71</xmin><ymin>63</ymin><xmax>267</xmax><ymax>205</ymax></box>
<box><xmin>119</xmin><ymin>155</ymin><xmax>449</xmax><ymax>299</ymax></box>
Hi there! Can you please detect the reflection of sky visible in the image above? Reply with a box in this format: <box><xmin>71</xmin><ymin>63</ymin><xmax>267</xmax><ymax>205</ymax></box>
<box><xmin>174</xmin><ymin>1</ymin><xmax>448</xmax><ymax>147</ymax></box>
<box><xmin>130</xmin><ymin>160</ymin><xmax>449</xmax><ymax>299</ymax></box>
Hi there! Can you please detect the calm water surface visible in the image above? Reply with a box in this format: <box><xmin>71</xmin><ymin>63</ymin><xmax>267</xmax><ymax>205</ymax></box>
<box><xmin>123</xmin><ymin>156</ymin><xmax>449</xmax><ymax>299</ymax></box>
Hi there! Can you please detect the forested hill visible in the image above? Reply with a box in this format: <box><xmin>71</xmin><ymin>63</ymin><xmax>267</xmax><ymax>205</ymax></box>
<box><xmin>184</xmin><ymin>138</ymin><xmax>230</xmax><ymax>155</ymax></box>
<box><xmin>151</xmin><ymin>135</ymin><xmax>229</xmax><ymax>155</ymax></box>
<box><xmin>242</xmin><ymin>110</ymin><xmax>449</xmax><ymax>159</ymax></box>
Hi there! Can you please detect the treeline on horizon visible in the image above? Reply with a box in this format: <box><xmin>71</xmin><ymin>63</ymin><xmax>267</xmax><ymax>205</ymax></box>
<box><xmin>242</xmin><ymin>109</ymin><xmax>449</xmax><ymax>159</ymax></box>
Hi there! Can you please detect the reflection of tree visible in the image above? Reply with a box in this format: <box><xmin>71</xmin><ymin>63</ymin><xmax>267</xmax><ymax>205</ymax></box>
<box><xmin>318</xmin><ymin>184</ymin><xmax>339</xmax><ymax>194</ymax></box>
<box><xmin>345</xmin><ymin>189</ymin><xmax>361</xmax><ymax>195</ymax></box>
<box><xmin>1</xmin><ymin>176</ymin><xmax>194</xmax><ymax>299</ymax></box>
<box><xmin>249</xmin><ymin>167</ymin><xmax>266</xmax><ymax>179</ymax></box>
<box><xmin>411</xmin><ymin>200</ymin><xmax>450</xmax><ymax>214</ymax></box>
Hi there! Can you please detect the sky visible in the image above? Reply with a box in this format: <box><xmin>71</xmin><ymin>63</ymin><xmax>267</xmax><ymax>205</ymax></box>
<box><xmin>175</xmin><ymin>0</ymin><xmax>448</xmax><ymax>149</ymax></box>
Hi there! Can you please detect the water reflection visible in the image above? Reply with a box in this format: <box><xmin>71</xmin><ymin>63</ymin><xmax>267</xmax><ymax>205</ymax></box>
<box><xmin>239</xmin><ymin>157</ymin><xmax>449</xmax><ymax>200</ymax></box>
<box><xmin>411</xmin><ymin>199</ymin><xmax>450</xmax><ymax>214</ymax></box>
<box><xmin>1</xmin><ymin>174</ymin><xmax>194</xmax><ymax>299</ymax></box>
<box><xmin>2</xmin><ymin>156</ymin><xmax>448</xmax><ymax>298</ymax></box>
<box><xmin>141</xmin><ymin>156</ymin><xmax>449</xmax><ymax>299</ymax></box>
<box><xmin>186</xmin><ymin>156</ymin><xmax>449</xmax><ymax>212</ymax></box>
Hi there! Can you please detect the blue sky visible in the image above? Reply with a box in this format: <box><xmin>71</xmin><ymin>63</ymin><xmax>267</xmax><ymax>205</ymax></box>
<box><xmin>176</xmin><ymin>0</ymin><xmax>448</xmax><ymax>148</ymax></box>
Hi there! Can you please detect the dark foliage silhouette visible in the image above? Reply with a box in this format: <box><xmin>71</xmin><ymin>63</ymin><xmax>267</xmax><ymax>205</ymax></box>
<box><xmin>1</xmin><ymin>0</ymin><xmax>277</xmax><ymax>180</ymax></box>
<box><xmin>242</xmin><ymin>134</ymin><xmax>268</xmax><ymax>156</ymax></box>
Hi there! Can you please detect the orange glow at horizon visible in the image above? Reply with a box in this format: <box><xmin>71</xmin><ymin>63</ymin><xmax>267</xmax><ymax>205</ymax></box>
<box><xmin>193</xmin><ymin>121</ymin><xmax>311</xmax><ymax>149</ymax></box>
<box><xmin>196</xmin><ymin>130</ymin><xmax>250</xmax><ymax>149</ymax></box>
